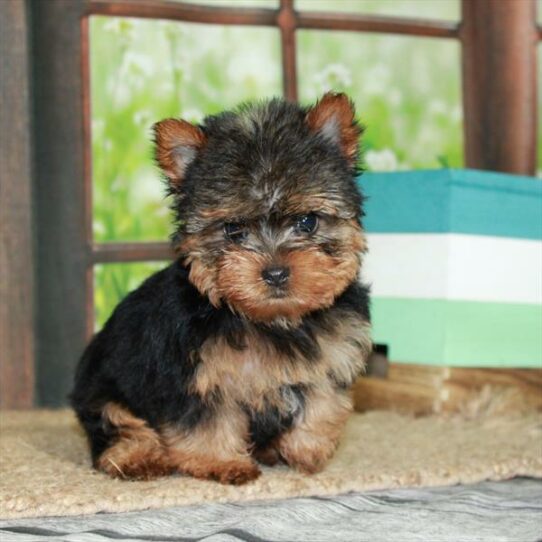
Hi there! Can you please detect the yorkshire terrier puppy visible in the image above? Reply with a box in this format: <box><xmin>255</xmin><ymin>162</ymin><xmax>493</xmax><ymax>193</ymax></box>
<box><xmin>71</xmin><ymin>92</ymin><xmax>371</xmax><ymax>484</ymax></box>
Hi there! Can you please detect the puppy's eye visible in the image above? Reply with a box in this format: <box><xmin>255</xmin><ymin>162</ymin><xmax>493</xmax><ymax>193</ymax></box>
<box><xmin>294</xmin><ymin>213</ymin><xmax>318</xmax><ymax>234</ymax></box>
<box><xmin>224</xmin><ymin>222</ymin><xmax>247</xmax><ymax>242</ymax></box>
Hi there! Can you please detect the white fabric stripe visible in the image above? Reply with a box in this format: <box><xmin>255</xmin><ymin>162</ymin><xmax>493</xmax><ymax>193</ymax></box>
<box><xmin>361</xmin><ymin>233</ymin><xmax>542</xmax><ymax>305</ymax></box>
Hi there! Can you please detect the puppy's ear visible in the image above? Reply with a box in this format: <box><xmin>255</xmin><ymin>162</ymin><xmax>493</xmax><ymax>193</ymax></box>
<box><xmin>153</xmin><ymin>118</ymin><xmax>206</xmax><ymax>188</ymax></box>
<box><xmin>306</xmin><ymin>92</ymin><xmax>362</xmax><ymax>166</ymax></box>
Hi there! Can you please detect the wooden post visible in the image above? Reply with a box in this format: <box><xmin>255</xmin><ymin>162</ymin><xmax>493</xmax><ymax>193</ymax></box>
<box><xmin>278</xmin><ymin>0</ymin><xmax>298</xmax><ymax>101</ymax></box>
<box><xmin>31</xmin><ymin>0</ymin><xmax>91</xmax><ymax>406</ymax></box>
<box><xmin>461</xmin><ymin>0</ymin><xmax>538</xmax><ymax>175</ymax></box>
<box><xmin>0</xmin><ymin>0</ymin><xmax>35</xmax><ymax>408</ymax></box>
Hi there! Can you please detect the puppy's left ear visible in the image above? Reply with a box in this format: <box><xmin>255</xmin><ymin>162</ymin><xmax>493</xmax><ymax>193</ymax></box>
<box><xmin>306</xmin><ymin>92</ymin><xmax>362</xmax><ymax>167</ymax></box>
<box><xmin>153</xmin><ymin>118</ymin><xmax>206</xmax><ymax>189</ymax></box>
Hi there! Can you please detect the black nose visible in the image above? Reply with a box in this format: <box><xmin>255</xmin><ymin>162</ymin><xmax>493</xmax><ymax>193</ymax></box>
<box><xmin>262</xmin><ymin>266</ymin><xmax>290</xmax><ymax>287</ymax></box>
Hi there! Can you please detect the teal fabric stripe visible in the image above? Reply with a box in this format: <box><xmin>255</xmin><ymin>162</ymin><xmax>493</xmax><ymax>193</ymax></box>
<box><xmin>371</xmin><ymin>297</ymin><xmax>542</xmax><ymax>368</ymax></box>
<box><xmin>357</xmin><ymin>169</ymin><xmax>542</xmax><ymax>240</ymax></box>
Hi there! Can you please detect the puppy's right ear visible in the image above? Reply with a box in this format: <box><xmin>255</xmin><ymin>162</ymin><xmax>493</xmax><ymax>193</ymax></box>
<box><xmin>153</xmin><ymin>119</ymin><xmax>206</xmax><ymax>188</ymax></box>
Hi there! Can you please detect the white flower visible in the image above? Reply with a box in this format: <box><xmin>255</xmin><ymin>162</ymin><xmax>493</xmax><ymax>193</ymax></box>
<box><xmin>91</xmin><ymin>118</ymin><xmax>105</xmax><ymax>139</ymax></box>
<box><xmin>113</xmin><ymin>52</ymin><xmax>153</xmax><ymax>106</ymax></box>
<box><xmin>180</xmin><ymin>108</ymin><xmax>204</xmax><ymax>123</ymax></box>
<box><xmin>103</xmin><ymin>18</ymin><xmax>136</xmax><ymax>40</ymax></box>
<box><xmin>124</xmin><ymin>51</ymin><xmax>153</xmax><ymax>79</ymax></box>
<box><xmin>362</xmin><ymin>64</ymin><xmax>391</xmax><ymax>96</ymax></box>
<box><xmin>133</xmin><ymin>110</ymin><xmax>151</xmax><ymax>127</ymax></box>
<box><xmin>313</xmin><ymin>63</ymin><xmax>352</xmax><ymax>94</ymax></box>
<box><xmin>156</xmin><ymin>79</ymin><xmax>174</xmax><ymax>95</ymax></box>
<box><xmin>130</xmin><ymin>170</ymin><xmax>163</xmax><ymax>207</ymax></box>
<box><xmin>387</xmin><ymin>88</ymin><xmax>402</xmax><ymax>107</ymax></box>
<box><xmin>429</xmin><ymin>100</ymin><xmax>447</xmax><ymax>116</ymax></box>
<box><xmin>103</xmin><ymin>18</ymin><xmax>125</xmax><ymax>34</ymax></box>
<box><xmin>92</xmin><ymin>219</ymin><xmax>106</xmax><ymax>236</ymax></box>
<box><xmin>110</xmin><ymin>176</ymin><xmax>123</xmax><ymax>192</ymax></box>
<box><xmin>226</xmin><ymin>47</ymin><xmax>278</xmax><ymax>90</ymax></box>
<box><xmin>365</xmin><ymin>149</ymin><xmax>400</xmax><ymax>172</ymax></box>
<box><xmin>450</xmin><ymin>105</ymin><xmax>463</xmax><ymax>123</ymax></box>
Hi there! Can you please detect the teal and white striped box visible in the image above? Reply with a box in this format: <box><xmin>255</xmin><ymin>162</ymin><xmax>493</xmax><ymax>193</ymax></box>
<box><xmin>357</xmin><ymin>170</ymin><xmax>542</xmax><ymax>368</ymax></box>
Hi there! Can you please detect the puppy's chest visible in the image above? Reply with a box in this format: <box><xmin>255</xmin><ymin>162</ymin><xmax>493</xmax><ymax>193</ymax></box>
<box><xmin>192</xmin><ymin>339</ymin><xmax>312</xmax><ymax>408</ymax></box>
<box><xmin>191</xmin><ymin>318</ymin><xmax>370</xmax><ymax>409</ymax></box>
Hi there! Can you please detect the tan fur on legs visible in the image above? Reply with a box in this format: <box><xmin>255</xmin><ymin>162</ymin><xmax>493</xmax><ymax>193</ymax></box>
<box><xmin>277</xmin><ymin>386</ymin><xmax>352</xmax><ymax>474</ymax></box>
<box><xmin>163</xmin><ymin>407</ymin><xmax>261</xmax><ymax>485</ymax></box>
<box><xmin>97</xmin><ymin>403</ymin><xmax>173</xmax><ymax>481</ymax></box>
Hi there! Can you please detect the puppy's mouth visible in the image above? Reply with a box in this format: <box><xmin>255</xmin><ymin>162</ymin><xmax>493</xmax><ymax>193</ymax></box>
<box><xmin>266</xmin><ymin>286</ymin><xmax>288</xmax><ymax>299</ymax></box>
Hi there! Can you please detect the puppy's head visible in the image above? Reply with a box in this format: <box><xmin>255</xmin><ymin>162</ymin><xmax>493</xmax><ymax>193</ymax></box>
<box><xmin>154</xmin><ymin>93</ymin><xmax>365</xmax><ymax>323</ymax></box>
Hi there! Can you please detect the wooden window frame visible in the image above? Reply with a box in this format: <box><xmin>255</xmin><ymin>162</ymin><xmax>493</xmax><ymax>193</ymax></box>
<box><xmin>1</xmin><ymin>0</ymin><xmax>539</xmax><ymax>407</ymax></box>
<box><xmin>87</xmin><ymin>0</ymin><xmax>464</xmax><ymax>273</ymax></box>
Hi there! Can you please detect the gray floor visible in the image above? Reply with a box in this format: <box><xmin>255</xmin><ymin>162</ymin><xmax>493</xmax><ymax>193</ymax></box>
<box><xmin>0</xmin><ymin>478</ymin><xmax>541</xmax><ymax>542</ymax></box>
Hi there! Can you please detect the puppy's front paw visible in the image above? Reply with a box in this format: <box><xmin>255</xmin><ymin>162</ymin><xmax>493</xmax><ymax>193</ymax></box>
<box><xmin>253</xmin><ymin>445</ymin><xmax>282</xmax><ymax>467</ymax></box>
<box><xmin>186</xmin><ymin>459</ymin><xmax>261</xmax><ymax>485</ymax></box>
<box><xmin>279</xmin><ymin>433</ymin><xmax>337</xmax><ymax>475</ymax></box>
<box><xmin>215</xmin><ymin>460</ymin><xmax>262</xmax><ymax>485</ymax></box>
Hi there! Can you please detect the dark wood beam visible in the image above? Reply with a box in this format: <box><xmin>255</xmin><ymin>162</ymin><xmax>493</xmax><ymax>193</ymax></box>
<box><xmin>92</xmin><ymin>243</ymin><xmax>173</xmax><ymax>263</ymax></box>
<box><xmin>31</xmin><ymin>0</ymin><xmax>91</xmax><ymax>406</ymax></box>
<box><xmin>86</xmin><ymin>0</ymin><xmax>459</xmax><ymax>39</ymax></box>
<box><xmin>461</xmin><ymin>0</ymin><xmax>538</xmax><ymax>175</ymax></box>
<box><xmin>86</xmin><ymin>0</ymin><xmax>277</xmax><ymax>25</ymax></box>
<box><xmin>0</xmin><ymin>0</ymin><xmax>35</xmax><ymax>408</ymax></box>
<box><xmin>297</xmin><ymin>11</ymin><xmax>459</xmax><ymax>38</ymax></box>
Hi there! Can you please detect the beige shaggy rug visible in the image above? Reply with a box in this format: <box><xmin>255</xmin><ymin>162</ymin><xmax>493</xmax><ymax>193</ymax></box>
<box><xmin>0</xmin><ymin>409</ymin><xmax>541</xmax><ymax>519</ymax></box>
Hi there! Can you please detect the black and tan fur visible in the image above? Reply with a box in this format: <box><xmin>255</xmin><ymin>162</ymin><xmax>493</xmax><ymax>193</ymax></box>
<box><xmin>71</xmin><ymin>92</ymin><xmax>372</xmax><ymax>484</ymax></box>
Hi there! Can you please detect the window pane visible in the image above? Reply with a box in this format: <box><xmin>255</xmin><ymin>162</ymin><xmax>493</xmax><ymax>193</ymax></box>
<box><xmin>94</xmin><ymin>262</ymin><xmax>169</xmax><ymax>330</ymax></box>
<box><xmin>298</xmin><ymin>31</ymin><xmax>463</xmax><ymax>170</ymax></box>
<box><xmin>90</xmin><ymin>16</ymin><xmax>282</xmax><ymax>243</ymax></box>
<box><xmin>295</xmin><ymin>0</ymin><xmax>460</xmax><ymax>21</ymax></box>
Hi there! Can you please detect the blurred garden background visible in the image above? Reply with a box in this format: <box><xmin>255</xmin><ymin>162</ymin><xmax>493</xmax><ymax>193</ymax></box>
<box><xmin>90</xmin><ymin>0</ymin><xmax>540</xmax><ymax>328</ymax></box>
